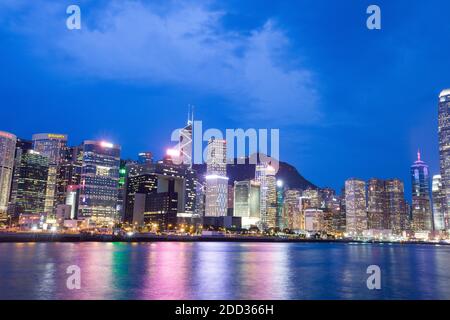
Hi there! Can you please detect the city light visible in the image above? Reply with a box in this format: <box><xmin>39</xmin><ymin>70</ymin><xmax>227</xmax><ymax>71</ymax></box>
<box><xmin>100</xmin><ymin>141</ymin><xmax>114</xmax><ymax>148</ymax></box>
<box><xmin>166</xmin><ymin>148</ymin><xmax>180</xmax><ymax>157</ymax></box>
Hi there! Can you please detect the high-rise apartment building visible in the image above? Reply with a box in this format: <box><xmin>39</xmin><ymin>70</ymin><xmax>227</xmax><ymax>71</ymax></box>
<box><xmin>385</xmin><ymin>179</ymin><xmax>408</xmax><ymax>233</ymax></box>
<box><xmin>0</xmin><ymin>131</ymin><xmax>16</xmax><ymax>222</ymax></box>
<box><xmin>367</xmin><ymin>178</ymin><xmax>387</xmax><ymax>230</ymax></box>
<box><xmin>345</xmin><ymin>178</ymin><xmax>367</xmax><ymax>235</ymax></box>
<box><xmin>283</xmin><ymin>189</ymin><xmax>302</xmax><ymax>231</ymax></box>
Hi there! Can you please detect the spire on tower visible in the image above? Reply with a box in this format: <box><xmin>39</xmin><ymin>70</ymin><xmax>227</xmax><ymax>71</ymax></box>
<box><xmin>187</xmin><ymin>104</ymin><xmax>194</xmax><ymax>125</ymax></box>
<box><xmin>417</xmin><ymin>149</ymin><xmax>421</xmax><ymax>162</ymax></box>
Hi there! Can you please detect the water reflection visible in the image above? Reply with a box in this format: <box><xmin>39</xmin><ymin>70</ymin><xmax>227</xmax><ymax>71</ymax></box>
<box><xmin>0</xmin><ymin>242</ymin><xmax>450</xmax><ymax>299</ymax></box>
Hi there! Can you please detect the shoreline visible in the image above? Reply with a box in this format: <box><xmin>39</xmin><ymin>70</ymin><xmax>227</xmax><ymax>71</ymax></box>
<box><xmin>0</xmin><ymin>232</ymin><xmax>447</xmax><ymax>246</ymax></box>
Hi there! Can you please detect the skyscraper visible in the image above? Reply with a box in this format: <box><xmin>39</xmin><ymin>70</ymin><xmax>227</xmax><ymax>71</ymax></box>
<box><xmin>411</xmin><ymin>151</ymin><xmax>432</xmax><ymax>231</ymax></box>
<box><xmin>283</xmin><ymin>189</ymin><xmax>302</xmax><ymax>231</ymax></box>
<box><xmin>78</xmin><ymin>141</ymin><xmax>121</xmax><ymax>224</ymax></box>
<box><xmin>432</xmin><ymin>175</ymin><xmax>446</xmax><ymax>231</ymax></box>
<box><xmin>205</xmin><ymin>138</ymin><xmax>228</xmax><ymax>217</ymax></box>
<box><xmin>32</xmin><ymin>133</ymin><xmax>68</xmax><ymax>216</ymax></box>
<box><xmin>0</xmin><ymin>131</ymin><xmax>17</xmax><ymax>222</ymax></box>
<box><xmin>385</xmin><ymin>179</ymin><xmax>408</xmax><ymax>233</ymax></box>
<box><xmin>8</xmin><ymin>138</ymin><xmax>32</xmax><ymax>218</ymax></box>
<box><xmin>255</xmin><ymin>162</ymin><xmax>277</xmax><ymax>229</ymax></box>
<box><xmin>233</xmin><ymin>180</ymin><xmax>260</xmax><ymax>229</ymax></box>
<box><xmin>438</xmin><ymin>89</ymin><xmax>450</xmax><ymax>229</ymax></box>
<box><xmin>265</xmin><ymin>165</ymin><xmax>277</xmax><ymax>229</ymax></box>
<box><xmin>345</xmin><ymin>178</ymin><xmax>367</xmax><ymax>235</ymax></box>
<box><xmin>13</xmin><ymin>150</ymin><xmax>49</xmax><ymax>216</ymax></box>
<box><xmin>367</xmin><ymin>178</ymin><xmax>388</xmax><ymax>230</ymax></box>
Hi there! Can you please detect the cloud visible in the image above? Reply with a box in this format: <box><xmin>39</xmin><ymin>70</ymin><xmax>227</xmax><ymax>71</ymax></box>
<box><xmin>0</xmin><ymin>0</ymin><xmax>319</xmax><ymax>126</ymax></box>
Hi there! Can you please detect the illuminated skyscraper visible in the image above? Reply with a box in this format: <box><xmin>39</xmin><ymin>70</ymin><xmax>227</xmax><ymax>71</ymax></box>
<box><xmin>385</xmin><ymin>179</ymin><xmax>408</xmax><ymax>233</ymax></box>
<box><xmin>345</xmin><ymin>178</ymin><xmax>367</xmax><ymax>235</ymax></box>
<box><xmin>432</xmin><ymin>175</ymin><xmax>446</xmax><ymax>231</ymax></box>
<box><xmin>276</xmin><ymin>180</ymin><xmax>285</xmax><ymax>229</ymax></box>
<box><xmin>283</xmin><ymin>189</ymin><xmax>302</xmax><ymax>230</ymax></box>
<box><xmin>78</xmin><ymin>141</ymin><xmax>121</xmax><ymax>224</ymax></box>
<box><xmin>205</xmin><ymin>138</ymin><xmax>228</xmax><ymax>217</ymax></box>
<box><xmin>13</xmin><ymin>150</ymin><xmax>49</xmax><ymax>216</ymax></box>
<box><xmin>265</xmin><ymin>165</ymin><xmax>277</xmax><ymax>229</ymax></box>
<box><xmin>0</xmin><ymin>131</ymin><xmax>16</xmax><ymax>222</ymax></box>
<box><xmin>32</xmin><ymin>133</ymin><xmax>68</xmax><ymax>216</ymax></box>
<box><xmin>255</xmin><ymin>163</ymin><xmax>268</xmax><ymax>222</ymax></box>
<box><xmin>56</xmin><ymin>145</ymin><xmax>82</xmax><ymax>207</ymax></box>
<box><xmin>439</xmin><ymin>89</ymin><xmax>450</xmax><ymax>228</ymax></box>
<box><xmin>367</xmin><ymin>178</ymin><xmax>388</xmax><ymax>230</ymax></box>
<box><xmin>411</xmin><ymin>151</ymin><xmax>432</xmax><ymax>231</ymax></box>
<box><xmin>234</xmin><ymin>180</ymin><xmax>260</xmax><ymax>228</ymax></box>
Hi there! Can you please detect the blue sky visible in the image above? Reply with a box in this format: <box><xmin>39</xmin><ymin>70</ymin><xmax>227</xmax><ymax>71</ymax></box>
<box><xmin>1</xmin><ymin>0</ymin><xmax>449</xmax><ymax>198</ymax></box>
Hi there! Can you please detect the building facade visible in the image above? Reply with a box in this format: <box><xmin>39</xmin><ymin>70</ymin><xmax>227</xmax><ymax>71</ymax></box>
<box><xmin>32</xmin><ymin>133</ymin><xmax>68</xmax><ymax>216</ymax></box>
<box><xmin>411</xmin><ymin>151</ymin><xmax>432</xmax><ymax>231</ymax></box>
<box><xmin>78</xmin><ymin>141</ymin><xmax>121</xmax><ymax>224</ymax></box>
<box><xmin>13</xmin><ymin>150</ymin><xmax>49</xmax><ymax>216</ymax></box>
<box><xmin>0</xmin><ymin>131</ymin><xmax>17</xmax><ymax>222</ymax></box>
<box><xmin>432</xmin><ymin>175</ymin><xmax>446</xmax><ymax>231</ymax></box>
<box><xmin>205</xmin><ymin>138</ymin><xmax>228</xmax><ymax>217</ymax></box>
<box><xmin>345</xmin><ymin>178</ymin><xmax>367</xmax><ymax>235</ymax></box>
<box><xmin>439</xmin><ymin>89</ymin><xmax>450</xmax><ymax>229</ymax></box>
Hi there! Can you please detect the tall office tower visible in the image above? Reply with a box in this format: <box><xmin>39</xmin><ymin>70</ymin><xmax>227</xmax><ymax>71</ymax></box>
<box><xmin>179</xmin><ymin>115</ymin><xmax>193</xmax><ymax>167</ymax></box>
<box><xmin>439</xmin><ymin>89</ymin><xmax>450</xmax><ymax>227</ymax></box>
<box><xmin>411</xmin><ymin>151</ymin><xmax>433</xmax><ymax>231</ymax></box>
<box><xmin>227</xmin><ymin>184</ymin><xmax>234</xmax><ymax>215</ymax></box>
<box><xmin>255</xmin><ymin>163</ymin><xmax>268</xmax><ymax>222</ymax></box>
<box><xmin>32</xmin><ymin>133</ymin><xmax>68</xmax><ymax>216</ymax></box>
<box><xmin>8</xmin><ymin>139</ymin><xmax>32</xmax><ymax>216</ymax></box>
<box><xmin>124</xmin><ymin>163</ymin><xmax>158</xmax><ymax>223</ymax></box>
<box><xmin>338</xmin><ymin>190</ymin><xmax>347</xmax><ymax>232</ymax></box>
<box><xmin>78</xmin><ymin>141</ymin><xmax>121</xmax><ymax>224</ymax></box>
<box><xmin>184</xmin><ymin>167</ymin><xmax>197</xmax><ymax>214</ymax></box>
<box><xmin>385</xmin><ymin>179</ymin><xmax>408</xmax><ymax>233</ymax></box>
<box><xmin>138</xmin><ymin>152</ymin><xmax>153</xmax><ymax>165</ymax></box>
<box><xmin>56</xmin><ymin>145</ymin><xmax>83</xmax><ymax>206</ymax></box>
<box><xmin>13</xmin><ymin>150</ymin><xmax>49</xmax><ymax>216</ymax></box>
<box><xmin>276</xmin><ymin>180</ymin><xmax>285</xmax><ymax>230</ymax></box>
<box><xmin>194</xmin><ymin>181</ymin><xmax>206</xmax><ymax>217</ymax></box>
<box><xmin>117</xmin><ymin>160</ymin><xmax>128</xmax><ymax>221</ymax></box>
<box><xmin>0</xmin><ymin>131</ymin><xmax>17</xmax><ymax>222</ymax></box>
<box><xmin>345</xmin><ymin>178</ymin><xmax>367</xmax><ymax>235</ymax></box>
<box><xmin>205</xmin><ymin>138</ymin><xmax>228</xmax><ymax>217</ymax></box>
<box><xmin>432</xmin><ymin>175</ymin><xmax>446</xmax><ymax>231</ymax></box>
<box><xmin>283</xmin><ymin>189</ymin><xmax>302</xmax><ymax>230</ymax></box>
<box><xmin>367</xmin><ymin>179</ymin><xmax>388</xmax><ymax>230</ymax></box>
<box><xmin>255</xmin><ymin>162</ymin><xmax>278</xmax><ymax>229</ymax></box>
<box><xmin>265</xmin><ymin>165</ymin><xmax>277</xmax><ymax>229</ymax></box>
<box><xmin>234</xmin><ymin>180</ymin><xmax>260</xmax><ymax>229</ymax></box>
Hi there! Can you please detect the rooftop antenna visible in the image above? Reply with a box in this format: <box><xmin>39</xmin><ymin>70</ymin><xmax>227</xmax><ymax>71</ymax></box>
<box><xmin>417</xmin><ymin>148</ymin><xmax>421</xmax><ymax>162</ymax></box>
<box><xmin>187</xmin><ymin>104</ymin><xmax>194</xmax><ymax>125</ymax></box>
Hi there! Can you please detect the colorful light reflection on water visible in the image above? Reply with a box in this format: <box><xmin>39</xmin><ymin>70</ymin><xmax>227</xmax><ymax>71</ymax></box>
<box><xmin>0</xmin><ymin>242</ymin><xmax>450</xmax><ymax>300</ymax></box>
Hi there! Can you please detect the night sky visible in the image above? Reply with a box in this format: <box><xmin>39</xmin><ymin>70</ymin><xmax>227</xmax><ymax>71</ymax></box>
<box><xmin>1</xmin><ymin>0</ymin><xmax>450</xmax><ymax>199</ymax></box>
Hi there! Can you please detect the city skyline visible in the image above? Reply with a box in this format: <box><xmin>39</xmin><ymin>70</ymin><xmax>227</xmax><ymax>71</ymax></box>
<box><xmin>2</xmin><ymin>0</ymin><xmax>450</xmax><ymax>198</ymax></box>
